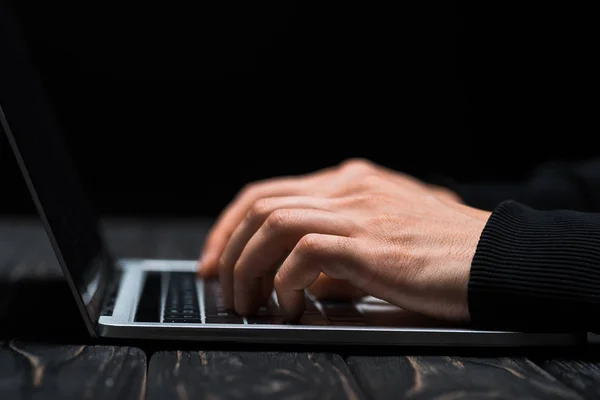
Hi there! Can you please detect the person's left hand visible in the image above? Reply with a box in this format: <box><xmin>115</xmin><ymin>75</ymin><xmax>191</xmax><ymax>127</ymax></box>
<box><xmin>215</xmin><ymin>173</ymin><xmax>490</xmax><ymax>322</ymax></box>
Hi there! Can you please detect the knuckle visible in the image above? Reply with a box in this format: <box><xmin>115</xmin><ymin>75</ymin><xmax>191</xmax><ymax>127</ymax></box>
<box><xmin>239</xmin><ymin>180</ymin><xmax>266</xmax><ymax>199</ymax></box>
<box><xmin>362</xmin><ymin>173</ymin><xmax>385</xmax><ymax>188</ymax></box>
<box><xmin>297</xmin><ymin>233</ymin><xmax>324</xmax><ymax>256</ymax></box>
<box><xmin>339</xmin><ymin>158</ymin><xmax>375</xmax><ymax>175</ymax></box>
<box><xmin>273</xmin><ymin>270</ymin><xmax>287</xmax><ymax>290</ymax></box>
<box><xmin>423</xmin><ymin>193</ymin><xmax>441</xmax><ymax>204</ymax></box>
<box><xmin>342</xmin><ymin>174</ymin><xmax>383</xmax><ymax>194</ymax></box>
<box><xmin>246</xmin><ymin>198</ymin><xmax>273</xmax><ymax>222</ymax></box>
<box><xmin>264</xmin><ymin>209</ymin><xmax>294</xmax><ymax>232</ymax></box>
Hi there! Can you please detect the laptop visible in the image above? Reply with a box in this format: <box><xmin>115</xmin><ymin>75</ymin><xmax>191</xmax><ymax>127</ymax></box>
<box><xmin>0</xmin><ymin>4</ymin><xmax>585</xmax><ymax>346</ymax></box>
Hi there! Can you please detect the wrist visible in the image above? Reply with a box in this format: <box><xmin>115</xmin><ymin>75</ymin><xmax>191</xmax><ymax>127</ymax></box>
<box><xmin>449</xmin><ymin>207</ymin><xmax>491</xmax><ymax>322</ymax></box>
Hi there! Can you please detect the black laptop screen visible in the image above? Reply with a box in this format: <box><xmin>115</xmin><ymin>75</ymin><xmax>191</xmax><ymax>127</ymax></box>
<box><xmin>0</xmin><ymin>4</ymin><xmax>111</xmax><ymax>333</ymax></box>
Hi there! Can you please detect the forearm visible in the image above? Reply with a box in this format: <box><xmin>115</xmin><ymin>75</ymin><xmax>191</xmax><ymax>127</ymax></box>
<box><xmin>439</xmin><ymin>158</ymin><xmax>600</xmax><ymax>212</ymax></box>
<box><xmin>468</xmin><ymin>200</ymin><xmax>600</xmax><ymax>332</ymax></box>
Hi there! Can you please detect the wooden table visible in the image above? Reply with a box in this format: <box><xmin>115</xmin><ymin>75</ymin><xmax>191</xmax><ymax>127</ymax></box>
<box><xmin>1</xmin><ymin>218</ymin><xmax>600</xmax><ymax>400</ymax></box>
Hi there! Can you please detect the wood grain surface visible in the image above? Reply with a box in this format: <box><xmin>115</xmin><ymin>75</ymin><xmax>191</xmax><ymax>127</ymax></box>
<box><xmin>541</xmin><ymin>359</ymin><xmax>600</xmax><ymax>400</ymax></box>
<box><xmin>147</xmin><ymin>350</ymin><xmax>365</xmax><ymax>400</ymax></box>
<box><xmin>0</xmin><ymin>342</ymin><xmax>146</xmax><ymax>400</ymax></box>
<box><xmin>346</xmin><ymin>355</ymin><xmax>584</xmax><ymax>399</ymax></box>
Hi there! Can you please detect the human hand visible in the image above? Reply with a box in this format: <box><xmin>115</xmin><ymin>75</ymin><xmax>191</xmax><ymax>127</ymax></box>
<box><xmin>198</xmin><ymin>159</ymin><xmax>489</xmax><ymax>322</ymax></box>
<box><xmin>198</xmin><ymin>158</ymin><xmax>462</xmax><ymax>289</ymax></box>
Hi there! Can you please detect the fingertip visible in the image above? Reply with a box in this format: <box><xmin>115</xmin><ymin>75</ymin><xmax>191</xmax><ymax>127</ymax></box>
<box><xmin>281</xmin><ymin>307</ymin><xmax>303</xmax><ymax>323</ymax></box>
<box><xmin>197</xmin><ymin>251</ymin><xmax>219</xmax><ymax>275</ymax></box>
<box><xmin>277</xmin><ymin>292</ymin><xmax>305</xmax><ymax>323</ymax></box>
<box><xmin>234</xmin><ymin>278</ymin><xmax>263</xmax><ymax>316</ymax></box>
<box><xmin>196</xmin><ymin>259</ymin><xmax>209</xmax><ymax>276</ymax></box>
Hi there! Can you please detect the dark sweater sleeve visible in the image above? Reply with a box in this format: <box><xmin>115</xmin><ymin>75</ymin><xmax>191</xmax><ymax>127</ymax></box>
<box><xmin>468</xmin><ymin>200</ymin><xmax>600</xmax><ymax>332</ymax></box>
<box><xmin>436</xmin><ymin>158</ymin><xmax>600</xmax><ymax>212</ymax></box>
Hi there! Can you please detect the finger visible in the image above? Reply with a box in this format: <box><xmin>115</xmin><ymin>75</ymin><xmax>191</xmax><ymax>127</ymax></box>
<box><xmin>232</xmin><ymin>209</ymin><xmax>355</xmax><ymax>315</ymax></box>
<box><xmin>197</xmin><ymin>177</ymin><xmax>309</xmax><ymax>277</ymax></box>
<box><xmin>308</xmin><ymin>273</ymin><xmax>366</xmax><ymax>301</ymax></box>
<box><xmin>220</xmin><ymin>196</ymin><xmax>331</xmax><ymax>275</ymax></box>
<box><xmin>259</xmin><ymin>252</ymin><xmax>286</xmax><ymax>306</ymax></box>
<box><xmin>261</xmin><ymin>274</ymin><xmax>274</xmax><ymax>305</ymax></box>
<box><xmin>218</xmin><ymin>196</ymin><xmax>331</xmax><ymax>307</ymax></box>
<box><xmin>274</xmin><ymin>234</ymin><xmax>361</xmax><ymax>321</ymax></box>
<box><xmin>198</xmin><ymin>164</ymin><xmax>343</xmax><ymax>276</ymax></box>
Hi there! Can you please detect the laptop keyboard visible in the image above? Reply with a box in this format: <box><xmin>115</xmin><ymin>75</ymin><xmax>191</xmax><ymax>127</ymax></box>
<box><xmin>163</xmin><ymin>271</ymin><xmax>202</xmax><ymax>323</ymax></box>
<box><xmin>136</xmin><ymin>271</ymin><xmax>366</xmax><ymax>326</ymax></box>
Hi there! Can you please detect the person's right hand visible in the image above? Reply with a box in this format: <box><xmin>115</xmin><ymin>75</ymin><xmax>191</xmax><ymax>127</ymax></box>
<box><xmin>197</xmin><ymin>158</ymin><xmax>463</xmax><ymax>300</ymax></box>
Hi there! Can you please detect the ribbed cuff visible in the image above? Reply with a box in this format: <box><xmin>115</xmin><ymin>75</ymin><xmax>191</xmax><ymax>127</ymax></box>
<box><xmin>469</xmin><ymin>200</ymin><xmax>600</xmax><ymax>332</ymax></box>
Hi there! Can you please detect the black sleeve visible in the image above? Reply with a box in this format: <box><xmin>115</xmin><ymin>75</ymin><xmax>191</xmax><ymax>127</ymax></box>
<box><xmin>468</xmin><ymin>200</ymin><xmax>600</xmax><ymax>332</ymax></box>
<box><xmin>437</xmin><ymin>158</ymin><xmax>600</xmax><ymax>212</ymax></box>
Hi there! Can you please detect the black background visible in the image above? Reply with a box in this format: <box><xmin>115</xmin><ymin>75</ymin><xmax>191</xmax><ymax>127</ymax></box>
<box><xmin>1</xmin><ymin>1</ymin><xmax>596</xmax><ymax>217</ymax></box>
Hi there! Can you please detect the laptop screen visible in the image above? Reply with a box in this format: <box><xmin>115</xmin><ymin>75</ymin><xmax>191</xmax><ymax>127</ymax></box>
<box><xmin>0</xmin><ymin>4</ymin><xmax>112</xmax><ymax>335</ymax></box>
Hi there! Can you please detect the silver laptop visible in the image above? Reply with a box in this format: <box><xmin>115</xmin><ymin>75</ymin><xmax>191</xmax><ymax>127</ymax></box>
<box><xmin>0</xmin><ymin>5</ymin><xmax>585</xmax><ymax>346</ymax></box>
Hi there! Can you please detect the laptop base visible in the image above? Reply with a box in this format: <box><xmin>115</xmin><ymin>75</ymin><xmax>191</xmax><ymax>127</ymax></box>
<box><xmin>97</xmin><ymin>259</ymin><xmax>586</xmax><ymax>347</ymax></box>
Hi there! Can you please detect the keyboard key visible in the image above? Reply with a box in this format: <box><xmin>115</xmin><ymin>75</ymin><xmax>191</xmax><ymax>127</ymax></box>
<box><xmin>164</xmin><ymin>318</ymin><xmax>202</xmax><ymax>324</ymax></box>
<box><xmin>204</xmin><ymin>279</ymin><xmax>227</xmax><ymax>313</ymax></box>
<box><xmin>162</xmin><ymin>272</ymin><xmax>201</xmax><ymax>322</ymax></box>
<box><xmin>134</xmin><ymin>272</ymin><xmax>162</xmax><ymax>322</ymax></box>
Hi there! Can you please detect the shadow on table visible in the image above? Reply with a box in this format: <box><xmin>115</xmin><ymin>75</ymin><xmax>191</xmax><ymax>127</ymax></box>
<box><xmin>0</xmin><ymin>277</ymin><xmax>91</xmax><ymax>342</ymax></box>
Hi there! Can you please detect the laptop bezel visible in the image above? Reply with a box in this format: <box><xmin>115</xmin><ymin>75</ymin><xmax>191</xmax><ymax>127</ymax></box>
<box><xmin>1</xmin><ymin>104</ymin><xmax>105</xmax><ymax>337</ymax></box>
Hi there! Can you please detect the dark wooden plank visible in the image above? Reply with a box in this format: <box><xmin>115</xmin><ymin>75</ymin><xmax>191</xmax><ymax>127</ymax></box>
<box><xmin>0</xmin><ymin>341</ymin><xmax>146</xmax><ymax>400</ymax></box>
<box><xmin>541</xmin><ymin>359</ymin><xmax>600</xmax><ymax>400</ymax></box>
<box><xmin>148</xmin><ymin>350</ymin><xmax>365</xmax><ymax>400</ymax></box>
<box><xmin>346</xmin><ymin>355</ymin><xmax>584</xmax><ymax>400</ymax></box>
